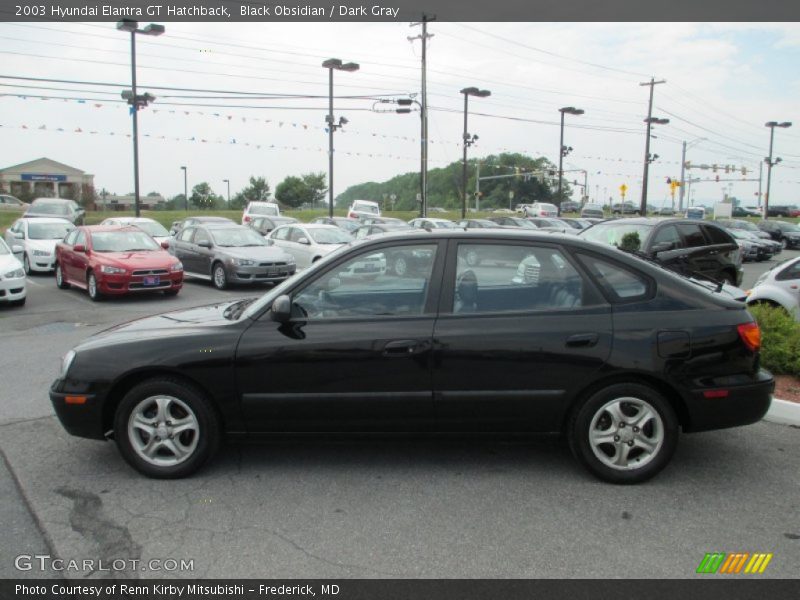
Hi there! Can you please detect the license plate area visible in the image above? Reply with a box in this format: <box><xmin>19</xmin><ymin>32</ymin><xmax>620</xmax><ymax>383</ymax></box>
<box><xmin>143</xmin><ymin>276</ymin><xmax>160</xmax><ymax>286</ymax></box>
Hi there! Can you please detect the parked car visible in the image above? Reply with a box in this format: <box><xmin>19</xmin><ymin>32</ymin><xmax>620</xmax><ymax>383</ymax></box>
<box><xmin>0</xmin><ymin>194</ymin><xmax>29</xmax><ymax>211</ymax></box>
<box><xmin>716</xmin><ymin>219</ymin><xmax>777</xmax><ymax>247</ymax></box>
<box><xmin>242</xmin><ymin>201</ymin><xmax>281</xmax><ymax>224</ymax></box>
<box><xmin>49</xmin><ymin>229</ymin><xmax>773</xmax><ymax>482</ymax></box>
<box><xmin>656</xmin><ymin>207</ymin><xmax>675</xmax><ymax>216</ymax></box>
<box><xmin>310</xmin><ymin>216</ymin><xmax>360</xmax><ymax>234</ymax></box>
<box><xmin>559</xmin><ymin>201</ymin><xmax>581</xmax><ymax>213</ymax></box>
<box><xmin>4</xmin><ymin>217</ymin><xmax>75</xmax><ymax>274</ymax></box>
<box><xmin>246</xmin><ymin>215</ymin><xmax>299</xmax><ymax>236</ymax></box>
<box><xmin>488</xmin><ymin>216</ymin><xmax>538</xmax><ymax>229</ymax></box>
<box><xmin>456</xmin><ymin>219</ymin><xmax>507</xmax><ymax>229</ymax></box>
<box><xmin>526</xmin><ymin>217</ymin><xmax>575</xmax><ymax>233</ymax></box>
<box><xmin>408</xmin><ymin>218</ymin><xmax>457</xmax><ymax>229</ymax></box>
<box><xmin>522</xmin><ymin>202</ymin><xmax>559</xmax><ymax>217</ymax></box>
<box><xmin>0</xmin><ymin>237</ymin><xmax>26</xmax><ymax>306</ymax></box>
<box><xmin>267</xmin><ymin>223</ymin><xmax>353</xmax><ymax>269</ymax></box>
<box><xmin>611</xmin><ymin>202</ymin><xmax>640</xmax><ymax>215</ymax></box>
<box><xmin>726</xmin><ymin>229</ymin><xmax>773</xmax><ymax>262</ymax></box>
<box><xmin>757</xmin><ymin>220</ymin><xmax>800</xmax><ymax>249</ymax></box>
<box><xmin>580</xmin><ymin>217</ymin><xmax>743</xmax><ymax>285</ymax></box>
<box><xmin>580</xmin><ymin>203</ymin><xmax>605</xmax><ymax>219</ymax></box>
<box><xmin>360</xmin><ymin>216</ymin><xmax>406</xmax><ymax>226</ymax></box>
<box><xmin>731</xmin><ymin>206</ymin><xmax>761</xmax><ymax>218</ymax></box>
<box><xmin>347</xmin><ymin>199</ymin><xmax>381</xmax><ymax>220</ymax></box>
<box><xmin>55</xmin><ymin>226</ymin><xmax>183</xmax><ymax>301</ymax></box>
<box><xmin>100</xmin><ymin>217</ymin><xmax>171</xmax><ymax>245</ymax></box>
<box><xmin>354</xmin><ymin>222</ymin><xmax>414</xmax><ymax>240</ymax></box>
<box><xmin>171</xmin><ymin>223</ymin><xmax>296</xmax><ymax>289</ymax></box>
<box><xmin>170</xmin><ymin>216</ymin><xmax>235</xmax><ymax>236</ymax></box>
<box><xmin>558</xmin><ymin>217</ymin><xmax>593</xmax><ymax>230</ymax></box>
<box><xmin>746</xmin><ymin>256</ymin><xmax>800</xmax><ymax>320</ymax></box>
<box><xmin>24</xmin><ymin>198</ymin><xmax>85</xmax><ymax>225</ymax></box>
<box><xmin>766</xmin><ymin>205</ymin><xmax>800</xmax><ymax>218</ymax></box>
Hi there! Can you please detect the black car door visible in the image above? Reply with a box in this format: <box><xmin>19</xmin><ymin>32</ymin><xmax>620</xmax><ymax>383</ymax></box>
<box><xmin>431</xmin><ymin>239</ymin><xmax>613</xmax><ymax>432</ymax></box>
<box><xmin>235</xmin><ymin>239</ymin><xmax>446</xmax><ymax>432</ymax></box>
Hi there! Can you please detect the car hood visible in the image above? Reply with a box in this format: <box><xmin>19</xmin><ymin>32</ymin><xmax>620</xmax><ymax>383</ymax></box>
<box><xmin>95</xmin><ymin>250</ymin><xmax>177</xmax><ymax>268</ymax></box>
<box><xmin>215</xmin><ymin>246</ymin><xmax>293</xmax><ymax>261</ymax></box>
<box><xmin>0</xmin><ymin>253</ymin><xmax>23</xmax><ymax>272</ymax></box>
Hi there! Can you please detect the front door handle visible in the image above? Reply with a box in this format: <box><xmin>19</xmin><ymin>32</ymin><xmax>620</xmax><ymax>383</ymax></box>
<box><xmin>383</xmin><ymin>339</ymin><xmax>422</xmax><ymax>356</ymax></box>
<box><xmin>566</xmin><ymin>333</ymin><xmax>599</xmax><ymax>348</ymax></box>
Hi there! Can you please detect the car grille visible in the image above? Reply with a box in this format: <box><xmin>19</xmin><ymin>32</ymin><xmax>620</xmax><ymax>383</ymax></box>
<box><xmin>132</xmin><ymin>269</ymin><xmax>169</xmax><ymax>276</ymax></box>
<box><xmin>258</xmin><ymin>261</ymin><xmax>289</xmax><ymax>267</ymax></box>
<box><xmin>128</xmin><ymin>281</ymin><xmax>172</xmax><ymax>290</ymax></box>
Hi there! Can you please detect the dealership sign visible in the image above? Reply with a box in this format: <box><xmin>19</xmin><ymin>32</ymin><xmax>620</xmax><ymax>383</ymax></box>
<box><xmin>21</xmin><ymin>173</ymin><xmax>67</xmax><ymax>182</ymax></box>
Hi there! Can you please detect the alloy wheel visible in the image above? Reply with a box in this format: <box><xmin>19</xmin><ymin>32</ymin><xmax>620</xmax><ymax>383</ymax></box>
<box><xmin>588</xmin><ymin>397</ymin><xmax>664</xmax><ymax>471</ymax></box>
<box><xmin>127</xmin><ymin>395</ymin><xmax>200</xmax><ymax>468</ymax></box>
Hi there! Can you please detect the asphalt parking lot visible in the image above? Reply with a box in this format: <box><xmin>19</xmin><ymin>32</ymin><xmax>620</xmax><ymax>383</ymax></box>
<box><xmin>1</xmin><ymin>256</ymin><xmax>798</xmax><ymax>579</ymax></box>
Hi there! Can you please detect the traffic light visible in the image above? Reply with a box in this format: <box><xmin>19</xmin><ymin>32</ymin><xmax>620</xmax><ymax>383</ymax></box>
<box><xmin>666</xmin><ymin>177</ymin><xmax>672</xmax><ymax>184</ymax></box>
<box><xmin>712</xmin><ymin>164</ymin><xmax>718</xmax><ymax>173</ymax></box>
<box><xmin>715</xmin><ymin>175</ymin><xmax>720</xmax><ymax>182</ymax></box>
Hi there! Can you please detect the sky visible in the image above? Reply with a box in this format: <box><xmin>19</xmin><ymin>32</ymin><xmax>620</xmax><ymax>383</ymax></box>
<box><xmin>1</xmin><ymin>20</ymin><xmax>799</xmax><ymax>209</ymax></box>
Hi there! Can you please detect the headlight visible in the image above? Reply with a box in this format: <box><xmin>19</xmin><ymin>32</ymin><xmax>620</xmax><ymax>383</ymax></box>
<box><xmin>61</xmin><ymin>350</ymin><xmax>76</xmax><ymax>378</ymax></box>
<box><xmin>170</xmin><ymin>262</ymin><xmax>183</xmax><ymax>272</ymax></box>
<box><xmin>234</xmin><ymin>258</ymin><xmax>255</xmax><ymax>266</ymax></box>
<box><xmin>33</xmin><ymin>249</ymin><xmax>50</xmax><ymax>257</ymax></box>
<box><xmin>100</xmin><ymin>265</ymin><xmax>126</xmax><ymax>274</ymax></box>
<box><xmin>4</xmin><ymin>268</ymin><xmax>24</xmax><ymax>279</ymax></box>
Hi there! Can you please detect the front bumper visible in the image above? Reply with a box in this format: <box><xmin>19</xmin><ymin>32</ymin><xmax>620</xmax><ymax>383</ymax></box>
<box><xmin>50</xmin><ymin>378</ymin><xmax>106</xmax><ymax>440</ymax></box>
<box><xmin>683</xmin><ymin>369</ymin><xmax>774</xmax><ymax>432</ymax></box>
<box><xmin>29</xmin><ymin>255</ymin><xmax>55</xmax><ymax>272</ymax></box>
<box><xmin>227</xmin><ymin>262</ymin><xmax>297</xmax><ymax>284</ymax></box>
<box><xmin>97</xmin><ymin>272</ymin><xmax>184</xmax><ymax>295</ymax></box>
<box><xmin>0</xmin><ymin>275</ymin><xmax>26</xmax><ymax>302</ymax></box>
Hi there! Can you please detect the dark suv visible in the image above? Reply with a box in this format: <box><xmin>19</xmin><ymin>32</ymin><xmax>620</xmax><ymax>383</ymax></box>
<box><xmin>579</xmin><ymin>218</ymin><xmax>743</xmax><ymax>285</ymax></box>
<box><xmin>757</xmin><ymin>220</ymin><xmax>800</xmax><ymax>249</ymax></box>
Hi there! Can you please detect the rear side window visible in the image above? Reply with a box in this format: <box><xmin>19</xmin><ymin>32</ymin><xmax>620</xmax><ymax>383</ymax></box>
<box><xmin>703</xmin><ymin>224</ymin><xmax>735</xmax><ymax>245</ymax></box>
<box><xmin>177</xmin><ymin>227</ymin><xmax>195</xmax><ymax>242</ymax></box>
<box><xmin>577</xmin><ymin>253</ymin><xmax>651</xmax><ymax>302</ymax></box>
<box><xmin>677</xmin><ymin>223</ymin><xmax>706</xmax><ymax>248</ymax></box>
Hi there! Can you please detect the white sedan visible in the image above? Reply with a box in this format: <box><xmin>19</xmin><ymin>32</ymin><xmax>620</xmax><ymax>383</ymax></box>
<box><xmin>100</xmin><ymin>217</ymin><xmax>171</xmax><ymax>245</ymax></box>
<box><xmin>267</xmin><ymin>223</ymin><xmax>353</xmax><ymax>269</ymax></box>
<box><xmin>746</xmin><ymin>256</ymin><xmax>800</xmax><ymax>320</ymax></box>
<box><xmin>3</xmin><ymin>217</ymin><xmax>75</xmax><ymax>274</ymax></box>
<box><xmin>0</xmin><ymin>237</ymin><xmax>26</xmax><ymax>306</ymax></box>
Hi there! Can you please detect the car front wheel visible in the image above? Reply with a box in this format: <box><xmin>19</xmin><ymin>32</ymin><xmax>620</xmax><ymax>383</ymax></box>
<box><xmin>55</xmin><ymin>263</ymin><xmax>70</xmax><ymax>289</ymax></box>
<box><xmin>212</xmin><ymin>263</ymin><xmax>228</xmax><ymax>290</ymax></box>
<box><xmin>568</xmin><ymin>383</ymin><xmax>678</xmax><ymax>484</ymax></box>
<box><xmin>114</xmin><ymin>378</ymin><xmax>220</xmax><ymax>478</ymax></box>
<box><xmin>87</xmin><ymin>272</ymin><xmax>102</xmax><ymax>301</ymax></box>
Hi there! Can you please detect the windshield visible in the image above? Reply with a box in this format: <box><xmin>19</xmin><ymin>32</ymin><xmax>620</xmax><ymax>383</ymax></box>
<box><xmin>210</xmin><ymin>228</ymin><xmax>267</xmax><ymax>247</ymax></box>
<box><xmin>92</xmin><ymin>231</ymin><xmax>160</xmax><ymax>252</ymax></box>
<box><xmin>30</xmin><ymin>203</ymin><xmax>69</xmax><ymax>215</ymax></box>
<box><xmin>309</xmin><ymin>228</ymin><xmax>353</xmax><ymax>244</ymax></box>
<box><xmin>134</xmin><ymin>221</ymin><xmax>170</xmax><ymax>237</ymax></box>
<box><xmin>776</xmin><ymin>221</ymin><xmax>799</xmax><ymax>232</ymax></box>
<box><xmin>336</xmin><ymin>220</ymin><xmax>360</xmax><ymax>233</ymax></box>
<box><xmin>250</xmin><ymin>204</ymin><xmax>279</xmax><ymax>216</ymax></box>
<box><xmin>28</xmin><ymin>222</ymin><xmax>74</xmax><ymax>240</ymax></box>
<box><xmin>353</xmin><ymin>202</ymin><xmax>379</xmax><ymax>214</ymax></box>
<box><xmin>581</xmin><ymin>222</ymin><xmax>654</xmax><ymax>248</ymax></box>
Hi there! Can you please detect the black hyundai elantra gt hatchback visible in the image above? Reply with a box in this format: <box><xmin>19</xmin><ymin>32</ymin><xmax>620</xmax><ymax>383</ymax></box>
<box><xmin>50</xmin><ymin>230</ymin><xmax>774</xmax><ymax>483</ymax></box>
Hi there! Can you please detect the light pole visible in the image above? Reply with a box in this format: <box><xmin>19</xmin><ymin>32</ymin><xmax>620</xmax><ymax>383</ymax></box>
<box><xmin>117</xmin><ymin>19</ymin><xmax>164</xmax><ymax>218</ymax></box>
<box><xmin>322</xmin><ymin>58</ymin><xmax>359</xmax><ymax>218</ymax></box>
<box><xmin>223</xmin><ymin>179</ymin><xmax>230</xmax><ymax>208</ymax></box>
<box><xmin>180</xmin><ymin>166</ymin><xmax>188</xmax><ymax>211</ymax></box>
<box><xmin>678</xmin><ymin>137</ymin><xmax>705</xmax><ymax>212</ymax></box>
<box><xmin>460</xmin><ymin>87</ymin><xmax>491</xmax><ymax>219</ymax></box>
<box><xmin>557</xmin><ymin>107</ymin><xmax>584</xmax><ymax>215</ymax></box>
<box><xmin>764</xmin><ymin>121</ymin><xmax>792</xmax><ymax>220</ymax></box>
<box><xmin>640</xmin><ymin>116</ymin><xmax>669</xmax><ymax>215</ymax></box>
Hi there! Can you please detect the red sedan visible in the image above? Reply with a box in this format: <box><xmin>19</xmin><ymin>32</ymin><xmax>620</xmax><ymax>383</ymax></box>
<box><xmin>55</xmin><ymin>225</ymin><xmax>183</xmax><ymax>301</ymax></box>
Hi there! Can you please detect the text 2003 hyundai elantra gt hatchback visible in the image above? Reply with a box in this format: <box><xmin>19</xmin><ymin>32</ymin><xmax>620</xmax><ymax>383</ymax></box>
<box><xmin>50</xmin><ymin>230</ymin><xmax>774</xmax><ymax>483</ymax></box>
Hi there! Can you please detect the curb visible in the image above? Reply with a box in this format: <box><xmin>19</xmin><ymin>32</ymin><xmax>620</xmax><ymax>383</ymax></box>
<box><xmin>764</xmin><ymin>398</ymin><xmax>800</xmax><ymax>426</ymax></box>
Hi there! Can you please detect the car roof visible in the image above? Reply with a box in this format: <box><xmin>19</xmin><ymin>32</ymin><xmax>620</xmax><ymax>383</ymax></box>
<box><xmin>31</xmin><ymin>197</ymin><xmax>74</xmax><ymax>203</ymax></box>
<box><xmin>80</xmin><ymin>225</ymin><xmax>144</xmax><ymax>233</ymax></box>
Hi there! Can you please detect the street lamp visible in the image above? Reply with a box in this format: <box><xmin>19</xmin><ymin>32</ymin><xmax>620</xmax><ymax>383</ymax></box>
<box><xmin>764</xmin><ymin>121</ymin><xmax>792</xmax><ymax>220</ymax></box>
<box><xmin>640</xmin><ymin>116</ymin><xmax>670</xmax><ymax>215</ymax></box>
<box><xmin>460</xmin><ymin>87</ymin><xmax>491</xmax><ymax>219</ymax></box>
<box><xmin>322</xmin><ymin>58</ymin><xmax>359</xmax><ymax>218</ymax></box>
<box><xmin>117</xmin><ymin>19</ymin><xmax>164</xmax><ymax>218</ymax></box>
<box><xmin>557</xmin><ymin>106</ymin><xmax>584</xmax><ymax>214</ymax></box>
<box><xmin>223</xmin><ymin>179</ymin><xmax>230</xmax><ymax>208</ymax></box>
<box><xmin>180</xmin><ymin>166</ymin><xmax>188</xmax><ymax>211</ymax></box>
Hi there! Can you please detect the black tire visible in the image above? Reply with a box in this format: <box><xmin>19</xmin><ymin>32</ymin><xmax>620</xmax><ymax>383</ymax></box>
<box><xmin>23</xmin><ymin>254</ymin><xmax>31</xmax><ymax>276</ymax></box>
<box><xmin>568</xmin><ymin>382</ymin><xmax>678</xmax><ymax>484</ymax></box>
<box><xmin>113</xmin><ymin>377</ymin><xmax>221</xmax><ymax>479</ymax></box>
<box><xmin>55</xmin><ymin>263</ymin><xmax>70</xmax><ymax>289</ymax></box>
<box><xmin>212</xmin><ymin>262</ymin><xmax>228</xmax><ymax>290</ymax></box>
<box><xmin>87</xmin><ymin>271</ymin><xmax>102</xmax><ymax>302</ymax></box>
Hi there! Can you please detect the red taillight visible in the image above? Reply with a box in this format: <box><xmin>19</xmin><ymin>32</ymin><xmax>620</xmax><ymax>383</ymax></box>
<box><xmin>737</xmin><ymin>322</ymin><xmax>761</xmax><ymax>352</ymax></box>
<box><xmin>244</xmin><ymin>215</ymin><xmax>251</xmax><ymax>222</ymax></box>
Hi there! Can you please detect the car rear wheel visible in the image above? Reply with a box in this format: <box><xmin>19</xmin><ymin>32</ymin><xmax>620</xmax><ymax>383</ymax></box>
<box><xmin>781</xmin><ymin>238</ymin><xmax>789</xmax><ymax>249</ymax></box>
<box><xmin>114</xmin><ymin>378</ymin><xmax>220</xmax><ymax>479</ymax></box>
<box><xmin>55</xmin><ymin>263</ymin><xmax>70</xmax><ymax>289</ymax></box>
<box><xmin>568</xmin><ymin>383</ymin><xmax>678</xmax><ymax>484</ymax></box>
<box><xmin>212</xmin><ymin>263</ymin><xmax>228</xmax><ymax>290</ymax></box>
<box><xmin>87</xmin><ymin>272</ymin><xmax>102</xmax><ymax>301</ymax></box>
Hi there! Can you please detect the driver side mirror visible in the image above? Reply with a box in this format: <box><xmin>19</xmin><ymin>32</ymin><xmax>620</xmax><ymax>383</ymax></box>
<box><xmin>651</xmin><ymin>241</ymin><xmax>675</xmax><ymax>253</ymax></box>
<box><xmin>197</xmin><ymin>240</ymin><xmax>211</xmax><ymax>249</ymax></box>
<box><xmin>161</xmin><ymin>241</ymin><xmax>170</xmax><ymax>249</ymax></box>
<box><xmin>270</xmin><ymin>294</ymin><xmax>292</xmax><ymax>323</ymax></box>
<box><xmin>12</xmin><ymin>231</ymin><xmax>23</xmax><ymax>239</ymax></box>
<box><xmin>297</xmin><ymin>237</ymin><xmax>310</xmax><ymax>245</ymax></box>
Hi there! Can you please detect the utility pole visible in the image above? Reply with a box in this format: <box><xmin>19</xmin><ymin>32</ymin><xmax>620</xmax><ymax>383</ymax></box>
<box><xmin>640</xmin><ymin>78</ymin><xmax>666</xmax><ymax>216</ymax></box>
<box><xmin>410</xmin><ymin>15</ymin><xmax>434</xmax><ymax>218</ymax></box>
<box><xmin>679</xmin><ymin>141</ymin><xmax>687</xmax><ymax>212</ymax></box>
<box><xmin>475</xmin><ymin>161</ymin><xmax>480</xmax><ymax>211</ymax></box>
<box><xmin>757</xmin><ymin>161</ymin><xmax>763</xmax><ymax>208</ymax></box>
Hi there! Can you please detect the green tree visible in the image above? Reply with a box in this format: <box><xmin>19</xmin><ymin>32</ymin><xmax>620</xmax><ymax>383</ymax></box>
<box><xmin>232</xmin><ymin>176</ymin><xmax>271</xmax><ymax>209</ymax></box>
<box><xmin>302</xmin><ymin>172</ymin><xmax>328</xmax><ymax>208</ymax></box>
<box><xmin>190</xmin><ymin>182</ymin><xmax>219</xmax><ymax>210</ymax></box>
<box><xmin>274</xmin><ymin>176</ymin><xmax>309</xmax><ymax>208</ymax></box>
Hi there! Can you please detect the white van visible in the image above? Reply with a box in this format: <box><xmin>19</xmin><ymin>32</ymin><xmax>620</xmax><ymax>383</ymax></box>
<box><xmin>242</xmin><ymin>201</ymin><xmax>281</xmax><ymax>224</ymax></box>
<box><xmin>347</xmin><ymin>200</ymin><xmax>381</xmax><ymax>220</ymax></box>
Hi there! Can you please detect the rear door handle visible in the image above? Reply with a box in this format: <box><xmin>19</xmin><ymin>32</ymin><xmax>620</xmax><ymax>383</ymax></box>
<box><xmin>566</xmin><ymin>333</ymin><xmax>599</xmax><ymax>348</ymax></box>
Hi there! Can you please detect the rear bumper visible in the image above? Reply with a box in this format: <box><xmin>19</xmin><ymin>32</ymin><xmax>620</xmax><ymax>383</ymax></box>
<box><xmin>683</xmin><ymin>369</ymin><xmax>774</xmax><ymax>432</ymax></box>
<box><xmin>49</xmin><ymin>378</ymin><xmax>106</xmax><ymax>440</ymax></box>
